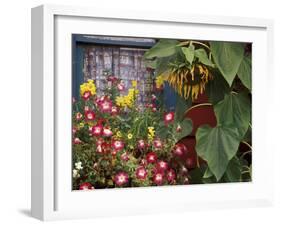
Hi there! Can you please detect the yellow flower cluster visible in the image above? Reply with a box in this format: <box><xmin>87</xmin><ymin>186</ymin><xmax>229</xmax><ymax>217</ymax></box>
<box><xmin>147</xmin><ymin>126</ymin><xmax>155</xmax><ymax>140</ymax></box>
<box><xmin>115</xmin><ymin>88</ymin><xmax>139</xmax><ymax>108</ymax></box>
<box><xmin>127</xmin><ymin>133</ymin><xmax>133</xmax><ymax>140</ymax></box>
<box><xmin>80</xmin><ymin>80</ymin><xmax>96</xmax><ymax>96</ymax></box>
<box><xmin>131</xmin><ymin>80</ymin><xmax>137</xmax><ymax>88</ymax></box>
<box><xmin>155</xmin><ymin>75</ymin><xmax>166</xmax><ymax>89</ymax></box>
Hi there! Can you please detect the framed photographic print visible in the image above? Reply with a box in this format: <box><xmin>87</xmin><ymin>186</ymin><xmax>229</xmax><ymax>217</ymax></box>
<box><xmin>31</xmin><ymin>4</ymin><xmax>274</xmax><ymax>221</ymax></box>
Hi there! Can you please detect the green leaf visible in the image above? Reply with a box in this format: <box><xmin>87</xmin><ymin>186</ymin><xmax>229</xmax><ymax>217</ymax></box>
<box><xmin>194</xmin><ymin>48</ymin><xmax>214</xmax><ymax>67</ymax></box>
<box><xmin>181</xmin><ymin>44</ymin><xmax>195</xmax><ymax>64</ymax></box>
<box><xmin>203</xmin><ymin>167</ymin><xmax>213</xmax><ymax>179</ymax></box>
<box><xmin>237</xmin><ymin>56</ymin><xmax>252</xmax><ymax>91</ymax></box>
<box><xmin>175</xmin><ymin>118</ymin><xmax>193</xmax><ymax>142</ymax></box>
<box><xmin>196</xmin><ymin>125</ymin><xmax>240</xmax><ymax>181</ymax></box>
<box><xmin>175</xmin><ymin>93</ymin><xmax>192</xmax><ymax>121</ymax></box>
<box><xmin>210</xmin><ymin>41</ymin><xmax>244</xmax><ymax>86</ymax></box>
<box><xmin>214</xmin><ymin>92</ymin><xmax>251</xmax><ymax>139</ymax></box>
<box><xmin>144</xmin><ymin>59</ymin><xmax>157</xmax><ymax>69</ymax></box>
<box><xmin>205</xmin><ymin>70</ymin><xmax>230</xmax><ymax>104</ymax></box>
<box><xmin>144</xmin><ymin>39</ymin><xmax>179</xmax><ymax>59</ymax></box>
<box><xmin>222</xmin><ymin>156</ymin><xmax>242</xmax><ymax>182</ymax></box>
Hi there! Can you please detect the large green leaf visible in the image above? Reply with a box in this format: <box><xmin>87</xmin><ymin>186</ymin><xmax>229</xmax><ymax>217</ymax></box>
<box><xmin>203</xmin><ymin>156</ymin><xmax>242</xmax><ymax>182</ymax></box>
<box><xmin>205</xmin><ymin>70</ymin><xmax>230</xmax><ymax>104</ymax></box>
<box><xmin>210</xmin><ymin>42</ymin><xmax>244</xmax><ymax>86</ymax></box>
<box><xmin>237</xmin><ymin>56</ymin><xmax>252</xmax><ymax>91</ymax></box>
<box><xmin>214</xmin><ymin>93</ymin><xmax>251</xmax><ymax>139</ymax></box>
<box><xmin>196</xmin><ymin>125</ymin><xmax>240</xmax><ymax>181</ymax></box>
<box><xmin>181</xmin><ymin>44</ymin><xmax>195</xmax><ymax>64</ymax></box>
<box><xmin>144</xmin><ymin>39</ymin><xmax>179</xmax><ymax>59</ymax></box>
<box><xmin>194</xmin><ymin>48</ymin><xmax>214</xmax><ymax>67</ymax></box>
<box><xmin>175</xmin><ymin>118</ymin><xmax>193</xmax><ymax>142</ymax></box>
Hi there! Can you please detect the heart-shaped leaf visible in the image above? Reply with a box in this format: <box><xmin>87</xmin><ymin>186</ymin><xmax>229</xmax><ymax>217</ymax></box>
<box><xmin>237</xmin><ymin>56</ymin><xmax>252</xmax><ymax>91</ymax></box>
<box><xmin>210</xmin><ymin>42</ymin><xmax>244</xmax><ymax>86</ymax></box>
<box><xmin>144</xmin><ymin>39</ymin><xmax>179</xmax><ymax>59</ymax></box>
<box><xmin>194</xmin><ymin>48</ymin><xmax>214</xmax><ymax>67</ymax></box>
<box><xmin>214</xmin><ymin>92</ymin><xmax>251</xmax><ymax>139</ymax></box>
<box><xmin>181</xmin><ymin>44</ymin><xmax>195</xmax><ymax>64</ymax></box>
<box><xmin>196</xmin><ymin>125</ymin><xmax>240</xmax><ymax>181</ymax></box>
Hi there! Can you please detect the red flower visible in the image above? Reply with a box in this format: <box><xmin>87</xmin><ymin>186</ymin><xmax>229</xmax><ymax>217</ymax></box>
<box><xmin>173</xmin><ymin>143</ymin><xmax>188</xmax><ymax>157</ymax></box>
<box><xmin>107</xmin><ymin>75</ymin><xmax>118</xmax><ymax>83</ymax></box>
<box><xmin>114</xmin><ymin>172</ymin><xmax>129</xmax><ymax>186</ymax></box>
<box><xmin>136</xmin><ymin>166</ymin><xmax>147</xmax><ymax>180</ymax></box>
<box><xmin>74</xmin><ymin>137</ymin><xmax>82</xmax><ymax>144</ymax></box>
<box><xmin>111</xmin><ymin>106</ymin><xmax>119</xmax><ymax>116</ymax></box>
<box><xmin>96</xmin><ymin>138</ymin><xmax>104</xmax><ymax>146</ymax></box>
<box><xmin>96</xmin><ymin>145</ymin><xmax>103</xmax><ymax>154</ymax></box>
<box><xmin>79</xmin><ymin>182</ymin><xmax>94</xmax><ymax>190</ymax></box>
<box><xmin>102</xmin><ymin>127</ymin><xmax>113</xmax><ymax>137</ymax></box>
<box><xmin>185</xmin><ymin>157</ymin><xmax>196</xmax><ymax>169</ymax></box>
<box><xmin>153</xmin><ymin>172</ymin><xmax>164</xmax><ymax>185</ymax></box>
<box><xmin>146</xmin><ymin>152</ymin><xmax>157</xmax><ymax>164</ymax></box>
<box><xmin>167</xmin><ymin>169</ymin><xmax>176</xmax><ymax>182</ymax></box>
<box><xmin>75</xmin><ymin>112</ymin><xmax>83</xmax><ymax>120</ymax></box>
<box><xmin>176</xmin><ymin>124</ymin><xmax>182</xmax><ymax>133</ymax></box>
<box><xmin>85</xmin><ymin>110</ymin><xmax>95</xmax><ymax>121</ymax></box>
<box><xmin>156</xmin><ymin>160</ymin><xmax>168</xmax><ymax>172</ymax></box>
<box><xmin>82</xmin><ymin>91</ymin><xmax>91</xmax><ymax>100</ymax></box>
<box><xmin>137</xmin><ymin>140</ymin><xmax>146</xmax><ymax>149</ymax></box>
<box><xmin>164</xmin><ymin>112</ymin><xmax>174</xmax><ymax>124</ymax></box>
<box><xmin>92</xmin><ymin>125</ymin><xmax>103</xmax><ymax>136</ymax></box>
<box><xmin>99</xmin><ymin>99</ymin><xmax>112</xmax><ymax>113</ymax></box>
<box><xmin>112</xmin><ymin>140</ymin><xmax>125</xmax><ymax>151</ymax></box>
<box><xmin>153</xmin><ymin>139</ymin><xmax>163</xmax><ymax>149</ymax></box>
<box><xmin>121</xmin><ymin>152</ymin><xmax>130</xmax><ymax>161</ymax></box>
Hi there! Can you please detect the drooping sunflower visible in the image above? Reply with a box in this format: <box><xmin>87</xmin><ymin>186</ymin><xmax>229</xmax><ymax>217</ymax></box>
<box><xmin>163</xmin><ymin>63</ymin><xmax>212</xmax><ymax>100</ymax></box>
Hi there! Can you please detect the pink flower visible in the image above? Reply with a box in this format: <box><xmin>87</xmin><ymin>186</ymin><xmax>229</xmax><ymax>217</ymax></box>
<box><xmin>114</xmin><ymin>172</ymin><xmax>129</xmax><ymax>186</ymax></box>
<box><xmin>117</xmin><ymin>82</ymin><xmax>125</xmax><ymax>91</ymax></box>
<box><xmin>82</xmin><ymin>91</ymin><xmax>91</xmax><ymax>100</ymax></box>
<box><xmin>85</xmin><ymin>110</ymin><xmax>95</xmax><ymax>121</ymax></box>
<box><xmin>79</xmin><ymin>182</ymin><xmax>94</xmax><ymax>190</ymax></box>
<box><xmin>75</xmin><ymin>112</ymin><xmax>83</xmax><ymax>120</ymax></box>
<box><xmin>92</xmin><ymin>125</ymin><xmax>103</xmax><ymax>136</ymax></box>
<box><xmin>176</xmin><ymin>124</ymin><xmax>182</xmax><ymax>133</ymax></box>
<box><xmin>102</xmin><ymin>127</ymin><xmax>113</xmax><ymax>137</ymax></box>
<box><xmin>167</xmin><ymin>169</ymin><xmax>176</xmax><ymax>182</ymax></box>
<box><xmin>156</xmin><ymin>160</ymin><xmax>168</xmax><ymax>172</ymax></box>
<box><xmin>173</xmin><ymin>143</ymin><xmax>187</xmax><ymax>157</ymax></box>
<box><xmin>72</xmin><ymin>128</ymin><xmax>77</xmax><ymax>135</ymax></box>
<box><xmin>164</xmin><ymin>112</ymin><xmax>175</xmax><ymax>124</ymax></box>
<box><xmin>74</xmin><ymin>137</ymin><xmax>82</xmax><ymax>144</ymax></box>
<box><xmin>153</xmin><ymin>172</ymin><xmax>164</xmax><ymax>185</ymax></box>
<box><xmin>151</xmin><ymin>94</ymin><xmax>157</xmax><ymax>101</ymax></box>
<box><xmin>146</xmin><ymin>152</ymin><xmax>157</xmax><ymax>164</ymax></box>
<box><xmin>111</xmin><ymin>106</ymin><xmax>119</xmax><ymax>116</ymax></box>
<box><xmin>136</xmin><ymin>166</ymin><xmax>147</xmax><ymax>180</ymax></box>
<box><xmin>99</xmin><ymin>99</ymin><xmax>112</xmax><ymax>113</ymax></box>
<box><xmin>137</xmin><ymin>140</ymin><xmax>146</xmax><ymax>149</ymax></box>
<box><xmin>112</xmin><ymin>140</ymin><xmax>125</xmax><ymax>151</ymax></box>
<box><xmin>121</xmin><ymin>152</ymin><xmax>130</xmax><ymax>161</ymax></box>
<box><xmin>96</xmin><ymin>145</ymin><xmax>103</xmax><ymax>154</ymax></box>
<box><xmin>153</xmin><ymin>139</ymin><xmax>163</xmax><ymax>149</ymax></box>
<box><xmin>96</xmin><ymin>138</ymin><xmax>104</xmax><ymax>146</ymax></box>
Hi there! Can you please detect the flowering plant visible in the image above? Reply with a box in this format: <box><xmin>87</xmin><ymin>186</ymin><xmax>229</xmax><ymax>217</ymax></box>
<box><xmin>72</xmin><ymin>76</ymin><xmax>193</xmax><ymax>190</ymax></box>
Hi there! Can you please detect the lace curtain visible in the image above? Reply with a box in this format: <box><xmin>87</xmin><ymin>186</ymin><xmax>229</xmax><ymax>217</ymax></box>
<box><xmin>82</xmin><ymin>46</ymin><xmax>154</xmax><ymax>106</ymax></box>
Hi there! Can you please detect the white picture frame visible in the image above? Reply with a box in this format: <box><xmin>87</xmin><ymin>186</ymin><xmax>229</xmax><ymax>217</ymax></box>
<box><xmin>31</xmin><ymin>4</ymin><xmax>274</xmax><ymax>221</ymax></box>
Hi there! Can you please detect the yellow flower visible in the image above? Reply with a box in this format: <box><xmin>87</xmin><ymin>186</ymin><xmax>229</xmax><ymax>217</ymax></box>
<box><xmin>78</xmin><ymin>122</ymin><xmax>85</xmax><ymax>129</ymax></box>
<box><xmin>155</xmin><ymin>75</ymin><xmax>166</xmax><ymax>89</ymax></box>
<box><xmin>127</xmin><ymin>133</ymin><xmax>133</xmax><ymax>139</ymax></box>
<box><xmin>115</xmin><ymin>88</ymin><xmax>139</xmax><ymax>108</ymax></box>
<box><xmin>147</xmin><ymin>126</ymin><xmax>155</xmax><ymax>140</ymax></box>
<box><xmin>116</xmin><ymin>131</ymin><xmax>122</xmax><ymax>138</ymax></box>
<box><xmin>80</xmin><ymin>80</ymin><xmax>96</xmax><ymax>96</ymax></box>
<box><xmin>132</xmin><ymin>80</ymin><xmax>137</xmax><ymax>88</ymax></box>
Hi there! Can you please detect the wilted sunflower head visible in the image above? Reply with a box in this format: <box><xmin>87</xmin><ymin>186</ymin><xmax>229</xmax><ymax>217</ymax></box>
<box><xmin>164</xmin><ymin>63</ymin><xmax>212</xmax><ymax>100</ymax></box>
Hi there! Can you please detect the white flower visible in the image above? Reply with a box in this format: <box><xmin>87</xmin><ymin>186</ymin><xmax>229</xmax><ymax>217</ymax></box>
<box><xmin>75</xmin><ymin>161</ymin><xmax>83</xmax><ymax>170</ymax></box>
<box><xmin>72</xmin><ymin>169</ymin><xmax>80</xmax><ymax>178</ymax></box>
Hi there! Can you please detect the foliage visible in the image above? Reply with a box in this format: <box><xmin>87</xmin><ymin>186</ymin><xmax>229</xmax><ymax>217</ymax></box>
<box><xmin>72</xmin><ymin>75</ymin><xmax>193</xmax><ymax>190</ymax></box>
<box><xmin>144</xmin><ymin>39</ymin><xmax>252</xmax><ymax>183</ymax></box>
